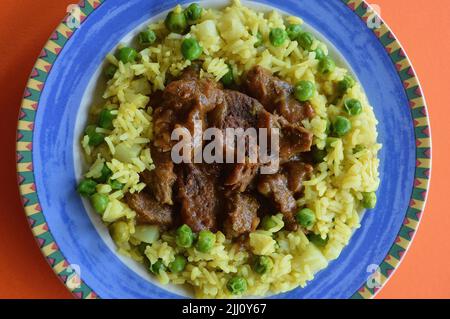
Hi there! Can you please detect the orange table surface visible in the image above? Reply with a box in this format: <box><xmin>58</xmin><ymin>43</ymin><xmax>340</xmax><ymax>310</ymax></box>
<box><xmin>0</xmin><ymin>0</ymin><xmax>449</xmax><ymax>299</ymax></box>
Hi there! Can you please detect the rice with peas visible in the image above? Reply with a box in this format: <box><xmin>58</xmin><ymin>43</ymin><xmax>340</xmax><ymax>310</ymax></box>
<box><xmin>80</xmin><ymin>0</ymin><xmax>381</xmax><ymax>298</ymax></box>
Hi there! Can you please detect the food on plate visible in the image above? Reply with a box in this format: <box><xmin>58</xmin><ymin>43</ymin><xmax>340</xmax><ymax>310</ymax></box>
<box><xmin>78</xmin><ymin>0</ymin><xmax>381</xmax><ymax>298</ymax></box>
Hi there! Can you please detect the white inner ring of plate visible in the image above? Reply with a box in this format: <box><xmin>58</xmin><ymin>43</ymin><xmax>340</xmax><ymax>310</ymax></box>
<box><xmin>73</xmin><ymin>0</ymin><xmax>359</xmax><ymax>298</ymax></box>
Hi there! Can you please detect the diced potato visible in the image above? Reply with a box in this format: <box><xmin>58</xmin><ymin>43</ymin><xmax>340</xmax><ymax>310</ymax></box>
<box><xmin>219</xmin><ymin>11</ymin><xmax>247</xmax><ymax>41</ymax></box>
<box><xmin>194</xmin><ymin>20</ymin><xmax>219</xmax><ymax>42</ymax></box>
<box><xmin>300</xmin><ymin>243</ymin><xmax>328</xmax><ymax>274</ymax></box>
<box><xmin>114</xmin><ymin>142</ymin><xmax>142</xmax><ymax>164</ymax></box>
<box><xmin>102</xmin><ymin>199</ymin><xmax>126</xmax><ymax>223</ymax></box>
<box><xmin>132</xmin><ymin>225</ymin><xmax>160</xmax><ymax>244</ymax></box>
<box><xmin>249</xmin><ymin>231</ymin><xmax>276</xmax><ymax>255</ymax></box>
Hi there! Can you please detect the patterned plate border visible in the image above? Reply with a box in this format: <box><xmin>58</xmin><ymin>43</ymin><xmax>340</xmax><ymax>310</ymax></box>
<box><xmin>16</xmin><ymin>0</ymin><xmax>431</xmax><ymax>299</ymax></box>
<box><xmin>343</xmin><ymin>0</ymin><xmax>432</xmax><ymax>298</ymax></box>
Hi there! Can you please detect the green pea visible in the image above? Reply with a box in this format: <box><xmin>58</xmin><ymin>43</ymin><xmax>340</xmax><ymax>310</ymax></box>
<box><xmin>318</xmin><ymin>56</ymin><xmax>336</xmax><ymax>74</ymax></box>
<box><xmin>90</xmin><ymin>193</ymin><xmax>109</xmax><ymax>214</ymax></box>
<box><xmin>184</xmin><ymin>3</ymin><xmax>203</xmax><ymax>25</ymax></box>
<box><xmin>98</xmin><ymin>109</ymin><xmax>116</xmax><ymax>130</ymax></box>
<box><xmin>109</xmin><ymin>179</ymin><xmax>124</xmax><ymax>190</ymax></box>
<box><xmin>332</xmin><ymin>116</ymin><xmax>352</xmax><ymax>137</ymax></box>
<box><xmin>165</xmin><ymin>10</ymin><xmax>188</xmax><ymax>34</ymax></box>
<box><xmin>253</xmin><ymin>256</ymin><xmax>273</xmax><ymax>275</ymax></box>
<box><xmin>138</xmin><ymin>30</ymin><xmax>157</xmax><ymax>46</ymax></box>
<box><xmin>311</xmin><ymin>147</ymin><xmax>327</xmax><ymax>163</ymax></box>
<box><xmin>286</xmin><ymin>24</ymin><xmax>302</xmax><ymax>40</ymax></box>
<box><xmin>314</xmin><ymin>47</ymin><xmax>326</xmax><ymax>61</ymax></box>
<box><xmin>221</xmin><ymin>65</ymin><xmax>234</xmax><ymax>87</ymax></box>
<box><xmin>88</xmin><ymin>133</ymin><xmax>104</xmax><ymax>146</ymax></box>
<box><xmin>175</xmin><ymin>224</ymin><xmax>194</xmax><ymax>248</ymax></box>
<box><xmin>169</xmin><ymin>255</ymin><xmax>187</xmax><ymax>273</ymax></box>
<box><xmin>254</xmin><ymin>32</ymin><xmax>263</xmax><ymax>48</ymax></box>
<box><xmin>110</xmin><ymin>221</ymin><xmax>130</xmax><ymax>243</ymax></box>
<box><xmin>269</xmin><ymin>28</ymin><xmax>287</xmax><ymax>47</ymax></box>
<box><xmin>338</xmin><ymin>75</ymin><xmax>356</xmax><ymax>93</ymax></box>
<box><xmin>362</xmin><ymin>192</ymin><xmax>377</xmax><ymax>209</ymax></box>
<box><xmin>196</xmin><ymin>230</ymin><xmax>216</xmax><ymax>253</ymax></box>
<box><xmin>77</xmin><ymin>179</ymin><xmax>97</xmax><ymax>197</ymax></box>
<box><xmin>150</xmin><ymin>259</ymin><xmax>166</xmax><ymax>275</ymax></box>
<box><xmin>344</xmin><ymin>98</ymin><xmax>363</xmax><ymax>116</ymax></box>
<box><xmin>95</xmin><ymin>164</ymin><xmax>112</xmax><ymax>184</ymax></box>
<box><xmin>118</xmin><ymin>47</ymin><xmax>138</xmax><ymax>64</ymax></box>
<box><xmin>181</xmin><ymin>38</ymin><xmax>203</xmax><ymax>61</ymax></box>
<box><xmin>308</xmin><ymin>233</ymin><xmax>328</xmax><ymax>247</ymax></box>
<box><xmin>296</xmin><ymin>208</ymin><xmax>316</xmax><ymax>228</ymax></box>
<box><xmin>227</xmin><ymin>276</ymin><xmax>247</xmax><ymax>295</ymax></box>
<box><xmin>85</xmin><ymin>125</ymin><xmax>105</xmax><ymax>147</ymax></box>
<box><xmin>104</xmin><ymin>64</ymin><xmax>117</xmax><ymax>79</ymax></box>
<box><xmin>294</xmin><ymin>80</ymin><xmax>315</xmax><ymax>102</ymax></box>
<box><xmin>297</xmin><ymin>32</ymin><xmax>314</xmax><ymax>50</ymax></box>
<box><xmin>261</xmin><ymin>216</ymin><xmax>277</xmax><ymax>231</ymax></box>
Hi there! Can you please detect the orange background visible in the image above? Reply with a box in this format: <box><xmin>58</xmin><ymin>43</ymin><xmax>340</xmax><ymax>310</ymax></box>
<box><xmin>0</xmin><ymin>0</ymin><xmax>449</xmax><ymax>299</ymax></box>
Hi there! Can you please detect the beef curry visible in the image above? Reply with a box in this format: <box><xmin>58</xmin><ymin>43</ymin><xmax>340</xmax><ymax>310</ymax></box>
<box><xmin>126</xmin><ymin>65</ymin><xmax>314</xmax><ymax>239</ymax></box>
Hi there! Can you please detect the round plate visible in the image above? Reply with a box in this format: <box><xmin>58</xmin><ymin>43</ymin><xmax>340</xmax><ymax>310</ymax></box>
<box><xmin>16</xmin><ymin>0</ymin><xmax>431</xmax><ymax>299</ymax></box>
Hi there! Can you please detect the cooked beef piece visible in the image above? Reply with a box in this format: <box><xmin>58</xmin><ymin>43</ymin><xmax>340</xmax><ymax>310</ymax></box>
<box><xmin>210</xmin><ymin>91</ymin><xmax>264</xmax><ymax>159</ymax></box>
<box><xmin>224</xmin><ymin>192</ymin><xmax>260</xmax><ymax>238</ymax></box>
<box><xmin>257</xmin><ymin>173</ymin><xmax>296</xmax><ymax>214</ymax></box>
<box><xmin>162</xmin><ymin>78</ymin><xmax>224</xmax><ymax>114</ymax></box>
<box><xmin>183</xmin><ymin>106</ymin><xmax>204</xmax><ymax>143</ymax></box>
<box><xmin>126</xmin><ymin>192</ymin><xmax>174</xmax><ymax>227</ymax></box>
<box><xmin>209</xmin><ymin>90</ymin><xmax>263</xmax><ymax>131</ymax></box>
<box><xmin>243</xmin><ymin>65</ymin><xmax>315</xmax><ymax>123</ymax></box>
<box><xmin>278</xmin><ymin>119</ymin><xmax>313</xmax><ymax>162</ymax></box>
<box><xmin>208</xmin><ymin>91</ymin><xmax>263</xmax><ymax>191</ymax></box>
<box><xmin>153</xmin><ymin>107</ymin><xmax>177</xmax><ymax>152</ymax></box>
<box><xmin>256</xmin><ymin>161</ymin><xmax>313</xmax><ymax>230</ymax></box>
<box><xmin>149</xmin><ymin>89</ymin><xmax>164</xmax><ymax>109</ymax></box>
<box><xmin>257</xmin><ymin>109</ymin><xmax>279</xmax><ymax>130</ymax></box>
<box><xmin>141</xmin><ymin>147</ymin><xmax>176</xmax><ymax>205</ymax></box>
<box><xmin>257</xmin><ymin>173</ymin><xmax>298</xmax><ymax>231</ymax></box>
<box><xmin>153</xmin><ymin>78</ymin><xmax>224</xmax><ymax>152</ymax></box>
<box><xmin>224</xmin><ymin>161</ymin><xmax>259</xmax><ymax>192</ymax></box>
<box><xmin>282</xmin><ymin>161</ymin><xmax>313</xmax><ymax>197</ymax></box>
<box><xmin>177</xmin><ymin>163</ymin><xmax>222</xmax><ymax>232</ymax></box>
<box><xmin>258</xmin><ymin>111</ymin><xmax>313</xmax><ymax>162</ymax></box>
<box><xmin>178</xmin><ymin>63</ymin><xmax>202</xmax><ymax>80</ymax></box>
<box><xmin>244</xmin><ymin>66</ymin><xmax>290</xmax><ymax>110</ymax></box>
